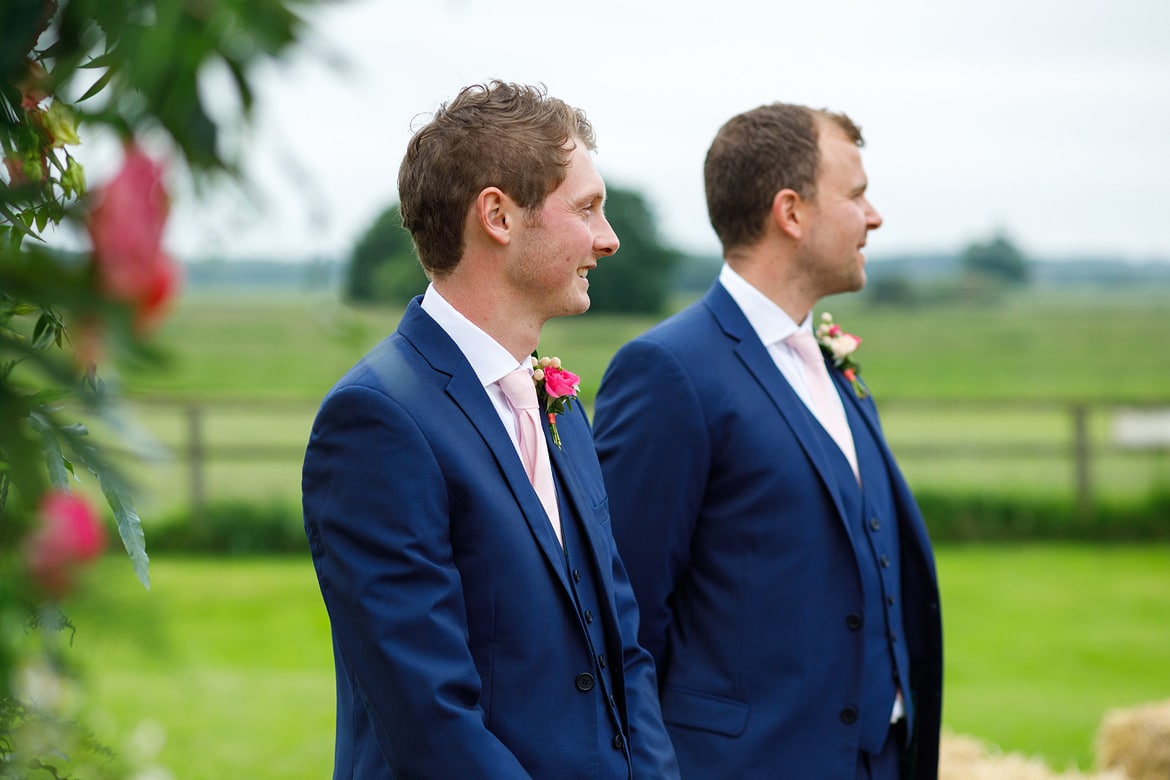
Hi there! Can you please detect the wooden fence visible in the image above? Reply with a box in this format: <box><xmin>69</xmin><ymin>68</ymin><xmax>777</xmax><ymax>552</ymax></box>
<box><xmin>128</xmin><ymin>397</ymin><xmax>1170</xmax><ymax>524</ymax></box>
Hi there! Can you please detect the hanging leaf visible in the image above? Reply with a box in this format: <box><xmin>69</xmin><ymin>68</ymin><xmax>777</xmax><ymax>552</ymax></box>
<box><xmin>28</xmin><ymin>411</ymin><xmax>70</xmax><ymax>489</ymax></box>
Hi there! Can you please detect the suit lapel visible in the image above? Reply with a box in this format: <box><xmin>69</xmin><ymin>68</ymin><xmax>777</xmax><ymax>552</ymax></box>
<box><xmin>703</xmin><ymin>284</ymin><xmax>855</xmax><ymax>539</ymax></box>
<box><xmin>397</xmin><ymin>301</ymin><xmax>572</xmax><ymax>593</ymax></box>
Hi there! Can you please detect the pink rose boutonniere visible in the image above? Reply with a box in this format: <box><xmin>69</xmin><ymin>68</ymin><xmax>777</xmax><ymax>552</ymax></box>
<box><xmin>531</xmin><ymin>354</ymin><xmax>581</xmax><ymax>449</ymax></box>
<box><xmin>815</xmin><ymin>312</ymin><xmax>868</xmax><ymax>399</ymax></box>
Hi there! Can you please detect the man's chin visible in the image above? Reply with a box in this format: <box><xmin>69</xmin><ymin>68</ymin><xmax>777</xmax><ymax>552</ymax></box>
<box><xmin>551</xmin><ymin>295</ymin><xmax>591</xmax><ymax>319</ymax></box>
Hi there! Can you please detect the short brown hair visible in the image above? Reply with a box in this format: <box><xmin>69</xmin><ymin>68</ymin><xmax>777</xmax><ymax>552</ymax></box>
<box><xmin>703</xmin><ymin>102</ymin><xmax>863</xmax><ymax>252</ymax></box>
<box><xmin>397</xmin><ymin>81</ymin><xmax>596</xmax><ymax>277</ymax></box>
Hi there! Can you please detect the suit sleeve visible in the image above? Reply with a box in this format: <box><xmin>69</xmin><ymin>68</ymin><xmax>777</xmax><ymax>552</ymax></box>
<box><xmin>302</xmin><ymin>384</ymin><xmax>531</xmax><ymax>778</ymax></box>
<box><xmin>593</xmin><ymin>338</ymin><xmax>709</xmax><ymax>677</ymax></box>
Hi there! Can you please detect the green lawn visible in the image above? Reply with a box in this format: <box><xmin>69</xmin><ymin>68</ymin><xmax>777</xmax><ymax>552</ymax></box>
<box><xmin>65</xmin><ymin>545</ymin><xmax>1170</xmax><ymax>778</ymax></box>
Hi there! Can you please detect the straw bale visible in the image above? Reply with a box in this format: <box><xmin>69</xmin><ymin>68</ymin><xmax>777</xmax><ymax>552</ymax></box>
<box><xmin>1095</xmin><ymin>699</ymin><xmax>1170</xmax><ymax>780</ymax></box>
<box><xmin>940</xmin><ymin>731</ymin><xmax>1128</xmax><ymax>780</ymax></box>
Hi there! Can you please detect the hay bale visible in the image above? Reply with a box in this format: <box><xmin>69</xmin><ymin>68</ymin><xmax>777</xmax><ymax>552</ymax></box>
<box><xmin>1095</xmin><ymin>699</ymin><xmax>1170</xmax><ymax>780</ymax></box>
<box><xmin>940</xmin><ymin>731</ymin><xmax>1127</xmax><ymax>780</ymax></box>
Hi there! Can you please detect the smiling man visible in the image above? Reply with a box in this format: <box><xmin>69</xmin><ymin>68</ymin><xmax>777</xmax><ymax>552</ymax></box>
<box><xmin>302</xmin><ymin>81</ymin><xmax>678</xmax><ymax>780</ymax></box>
<box><xmin>594</xmin><ymin>102</ymin><xmax>944</xmax><ymax>780</ymax></box>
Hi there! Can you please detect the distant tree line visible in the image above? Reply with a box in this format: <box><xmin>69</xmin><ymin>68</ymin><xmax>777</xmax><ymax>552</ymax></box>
<box><xmin>866</xmin><ymin>230</ymin><xmax>1033</xmax><ymax>306</ymax></box>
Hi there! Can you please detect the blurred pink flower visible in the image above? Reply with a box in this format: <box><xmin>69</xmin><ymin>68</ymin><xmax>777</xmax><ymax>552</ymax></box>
<box><xmin>25</xmin><ymin>490</ymin><xmax>106</xmax><ymax>600</ymax></box>
<box><xmin>86</xmin><ymin>145</ymin><xmax>179</xmax><ymax>329</ymax></box>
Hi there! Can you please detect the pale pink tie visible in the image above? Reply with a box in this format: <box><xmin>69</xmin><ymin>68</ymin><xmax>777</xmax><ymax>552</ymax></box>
<box><xmin>498</xmin><ymin>368</ymin><xmax>563</xmax><ymax>545</ymax></box>
<box><xmin>786</xmin><ymin>331</ymin><xmax>859</xmax><ymax>481</ymax></box>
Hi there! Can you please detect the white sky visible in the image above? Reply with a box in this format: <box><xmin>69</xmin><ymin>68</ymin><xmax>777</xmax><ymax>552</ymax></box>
<box><xmin>151</xmin><ymin>0</ymin><xmax>1170</xmax><ymax>262</ymax></box>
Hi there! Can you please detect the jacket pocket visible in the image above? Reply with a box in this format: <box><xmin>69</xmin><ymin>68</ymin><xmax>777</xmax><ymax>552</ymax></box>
<box><xmin>660</xmin><ymin>686</ymin><xmax>750</xmax><ymax>737</ymax></box>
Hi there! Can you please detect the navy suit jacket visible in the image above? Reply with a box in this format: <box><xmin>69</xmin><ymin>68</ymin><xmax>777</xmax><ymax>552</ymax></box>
<box><xmin>593</xmin><ymin>283</ymin><xmax>943</xmax><ymax>780</ymax></box>
<box><xmin>302</xmin><ymin>299</ymin><xmax>678</xmax><ymax>779</ymax></box>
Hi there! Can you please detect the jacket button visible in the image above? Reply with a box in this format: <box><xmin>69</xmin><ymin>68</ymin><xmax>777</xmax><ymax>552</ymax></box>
<box><xmin>612</xmin><ymin>734</ymin><xmax>626</xmax><ymax>750</ymax></box>
<box><xmin>840</xmin><ymin>706</ymin><xmax>858</xmax><ymax>724</ymax></box>
<box><xmin>869</xmin><ymin>517</ymin><xmax>881</xmax><ymax>531</ymax></box>
<box><xmin>575</xmin><ymin>673</ymin><xmax>595</xmax><ymax>692</ymax></box>
<box><xmin>846</xmin><ymin>613</ymin><xmax>864</xmax><ymax>630</ymax></box>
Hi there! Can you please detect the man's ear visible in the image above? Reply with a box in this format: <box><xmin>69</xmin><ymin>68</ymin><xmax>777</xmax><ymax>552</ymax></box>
<box><xmin>476</xmin><ymin>187</ymin><xmax>513</xmax><ymax>246</ymax></box>
<box><xmin>771</xmin><ymin>188</ymin><xmax>803</xmax><ymax>240</ymax></box>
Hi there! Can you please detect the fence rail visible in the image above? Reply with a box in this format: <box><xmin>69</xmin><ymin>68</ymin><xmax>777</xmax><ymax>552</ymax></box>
<box><xmin>127</xmin><ymin>397</ymin><xmax>1170</xmax><ymax>525</ymax></box>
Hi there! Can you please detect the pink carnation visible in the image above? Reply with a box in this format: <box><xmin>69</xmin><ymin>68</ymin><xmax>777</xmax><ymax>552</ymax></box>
<box><xmin>542</xmin><ymin>367</ymin><xmax>580</xmax><ymax>399</ymax></box>
<box><xmin>24</xmin><ymin>490</ymin><xmax>106</xmax><ymax>600</ymax></box>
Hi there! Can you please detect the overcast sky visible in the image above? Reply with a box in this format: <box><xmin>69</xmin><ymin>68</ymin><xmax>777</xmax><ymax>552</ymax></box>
<box><xmin>150</xmin><ymin>0</ymin><xmax>1170</xmax><ymax>263</ymax></box>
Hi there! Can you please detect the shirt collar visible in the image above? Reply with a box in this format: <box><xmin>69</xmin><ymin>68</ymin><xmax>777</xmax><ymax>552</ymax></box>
<box><xmin>420</xmin><ymin>283</ymin><xmax>527</xmax><ymax>387</ymax></box>
<box><xmin>718</xmin><ymin>263</ymin><xmax>811</xmax><ymax>345</ymax></box>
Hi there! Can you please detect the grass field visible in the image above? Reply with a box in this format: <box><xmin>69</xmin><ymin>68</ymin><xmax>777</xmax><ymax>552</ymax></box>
<box><xmin>66</xmin><ymin>546</ymin><xmax>1170</xmax><ymax>778</ymax></box>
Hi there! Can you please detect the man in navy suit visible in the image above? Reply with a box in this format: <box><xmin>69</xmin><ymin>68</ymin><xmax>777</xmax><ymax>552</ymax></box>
<box><xmin>594</xmin><ymin>102</ymin><xmax>943</xmax><ymax>779</ymax></box>
<box><xmin>302</xmin><ymin>82</ymin><xmax>679</xmax><ymax>779</ymax></box>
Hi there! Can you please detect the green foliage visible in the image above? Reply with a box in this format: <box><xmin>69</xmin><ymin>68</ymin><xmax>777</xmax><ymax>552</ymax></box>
<box><xmin>916</xmin><ymin>488</ymin><xmax>1170</xmax><ymax>543</ymax></box>
<box><xmin>2</xmin><ymin>0</ymin><xmax>318</xmax><ymax>774</ymax></box>
<box><xmin>587</xmin><ymin>185</ymin><xmax>682</xmax><ymax>314</ymax></box>
<box><xmin>960</xmin><ymin>231</ymin><xmax>1030</xmax><ymax>286</ymax></box>
<box><xmin>344</xmin><ymin>202</ymin><xmax>426</xmax><ymax>304</ymax></box>
<box><xmin>865</xmin><ymin>273</ymin><xmax>920</xmax><ymax>306</ymax></box>
<box><xmin>0</xmin><ymin>0</ymin><xmax>308</xmax><ymax>173</ymax></box>
<box><xmin>147</xmin><ymin>499</ymin><xmax>307</xmax><ymax>555</ymax></box>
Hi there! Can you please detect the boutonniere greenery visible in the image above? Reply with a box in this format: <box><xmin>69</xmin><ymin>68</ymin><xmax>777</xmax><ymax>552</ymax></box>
<box><xmin>530</xmin><ymin>354</ymin><xmax>581</xmax><ymax>449</ymax></box>
<box><xmin>815</xmin><ymin>312</ymin><xmax>868</xmax><ymax>399</ymax></box>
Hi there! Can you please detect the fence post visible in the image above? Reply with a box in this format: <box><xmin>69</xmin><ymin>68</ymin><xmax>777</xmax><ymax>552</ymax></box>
<box><xmin>186</xmin><ymin>402</ymin><xmax>206</xmax><ymax>531</ymax></box>
<box><xmin>1071</xmin><ymin>403</ymin><xmax>1092</xmax><ymax>520</ymax></box>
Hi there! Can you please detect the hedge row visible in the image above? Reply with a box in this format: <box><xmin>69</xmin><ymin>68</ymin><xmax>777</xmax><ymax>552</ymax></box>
<box><xmin>133</xmin><ymin>489</ymin><xmax>1170</xmax><ymax>556</ymax></box>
